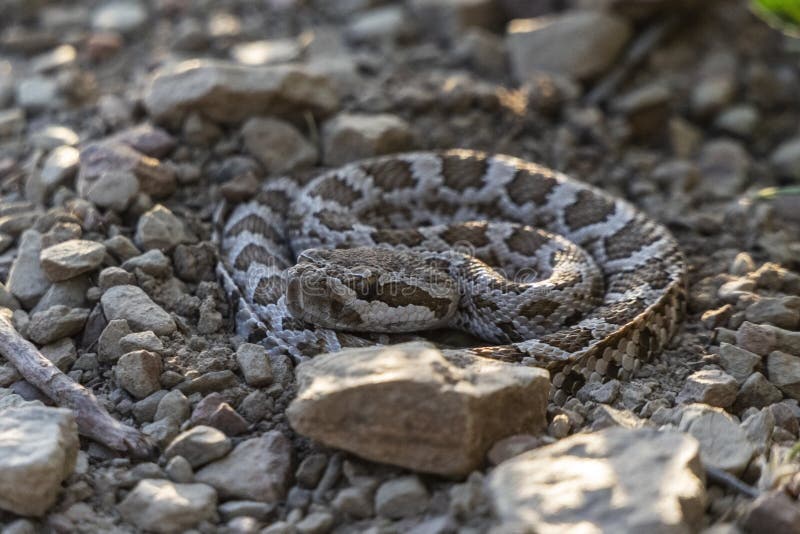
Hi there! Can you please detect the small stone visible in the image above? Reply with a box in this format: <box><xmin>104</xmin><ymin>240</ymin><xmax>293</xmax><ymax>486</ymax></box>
<box><xmin>101</xmin><ymin>285</ymin><xmax>176</xmax><ymax>335</ymax></box>
<box><xmin>84</xmin><ymin>171</ymin><xmax>139</xmax><ymax>212</ymax></box>
<box><xmin>40</xmin><ymin>239</ymin><xmax>106</xmax><ymax>282</ymax></box>
<box><xmin>104</xmin><ymin>235</ymin><xmax>141</xmax><ymax>262</ymax></box>
<box><xmin>767</xmin><ymin>351</ymin><xmax>800</xmax><ymax>401</ymax></box>
<box><xmin>135</xmin><ymin>204</ymin><xmax>187</xmax><ymax>251</ymax></box>
<box><xmin>218</xmin><ymin>500</ymin><xmax>275</xmax><ymax>522</ymax></box>
<box><xmin>242</xmin><ymin>117</ymin><xmax>317</xmax><ymax>174</ymax></box>
<box><xmin>7</xmin><ymin>230</ymin><xmax>51</xmax><ymax>307</ymax></box>
<box><xmin>715</xmin><ymin>105</ymin><xmax>759</xmax><ymax>137</ymax></box>
<box><xmin>296</xmin><ymin>512</ymin><xmax>334</xmax><ymax>534</ymax></box>
<box><xmin>30</xmin><ymin>125</ymin><xmax>79</xmax><ymax>149</ymax></box>
<box><xmin>27</xmin><ymin>306</ymin><xmax>89</xmax><ymax>345</ymax></box>
<box><xmin>676</xmin><ymin>369</ymin><xmax>739</xmax><ymax>408</ymax></box>
<box><xmin>40</xmin><ymin>338</ymin><xmax>77</xmax><ymax>371</ymax></box>
<box><xmin>287</xmin><ymin>342</ymin><xmax>549</xmax><ymax>477</ymax></box>
<box><xmin>230</xmin><ymin>39</ymin><xmax>302</xmax><ymax>66</ymax></box>
<box><xmin>741</xmin><ymin>408</ymin><xmax>775</xmax><ymax>453</ymax></box>
<box><xmin>31</xmin><ymin>277</ymin><xmax>90</xmax><ymax>314</ymax></box>
<box><xmin>730</xmin><ymin>252</ymin><xmax>756</xmax><ymax>276</ymax></box>
<box><xmin>173</xmin><ymin>242</ymin><xmax>216</xmax><ymax>282</ymax></box>
<box><xmin>746</xmin><ymin>297</ymin><xmax>800</xmax><ymax>330</ymax></box>
<box><xmin>375</xmin><ymin>476</ymin><xmax>429</xmax><ymax>519</ymax></box>
<box><xmin>165</xmin><ymin>425</ymin><xmax>232</xmax><ymax>469</ymax></box>
<box><xmin>506</xmin><ymin>11</ymin><xmax>631</xmax><ymax>83</ymax></box>
<box><xmin>92</xmin><ymin>1</ymin><xmax>148</xmax><ymax>34</ymax></box>
<box><xmin>115</xmin><ymin>350</ymin><xmax>162</xmax><ymax>399</ymax></box>
<box><xmin>770</xmin><ymin>137</ymin><xmax>800</xmax><ymax>181</ymax></box>
<box><xmin>179</xmin><ymin>370</ymin><xmax>239</xmax><ymax>395</ymax></box>
<box><xmin>410</xmin><ymin>0</ymin><xmax>502</xmax><ymax>40</ymax></box>
<box><xmin>691</xmin><ymin>78</ymin><xmax>735</xmax><ymax>117</ymax></box>
<box><xmin>702</xmin><ymin>305</ymin><xmax>734</xmax><ymax>329</ymax></box>
<box><xmin>118</xmin><ymin>479</ymin><xmax>216</xmax><ymax>533</ymax></box>
<box><xmin>347</xmin><ymin>6</ymin><xmax>409</xmax><ymax>44</ymax></box>
<box><xmin>488</xmin><ymin>427</ymin><xmax>705</xmax><ymax>532</ymax></box>
<box><xmin>735</xmin><ymin>372</ymin><xmax>783</xmax><ymax>410</ymax></box>
<box><xmin>548</xmin><ymin>413</ymin><xmax>571</xmax><ymax>438</ymax></box>
<box><xmin>322</xmin><ymin>113</ymin><xmax>414</xmax><ymax>166</ymax></box>
<box><xmin>98</xmin><ymin>267</ymin><xmax>136</xmax><ymax>290</ymax></box>
<box><xmin>332</xmin><ymin>486</ymin><xmax>374</xmax><ymax>518</ymax></box>
<box><xmin>189</xmin><ymin>392</ymin><xmax>249</xmax><ymax>436</ymax></box>
<box><xmin>15</xmin><ymin>77</ymin><xmax>61</xmax><ymax>111</ymax></box>
<box><xmin>78</xmin><ymin>141</ymin><xmax>175</xmax><ymax>199</ymax></box>
<box><xmin>678</xmin><ymin>404</ymin><xmax>755</xmax><ymax>475</ymax></box>
<box><xmin>742</xmin><ymin>491</ymin><xmax>800</xmax><ymax>534</ymax></box>
<box><xmin>195</xmin><ymin>431</ymin><xmax>292</xmax><ymax>502</ymax></box>
<box><xmin>696</xmin><ymin>140</ymin><xmax>750</xmax><ymax>199</ymax></box>
<box><xmin>295</xmin><ymin>453</ymin><xmax>328</xmax><ymax>489</ymax></box>
<box><xmin>132</xmin><ymin>390</ymin><xmax>168</xmax><ymax>424</ymax></box>
<box><xmin>0</xmin><ymin>406</ymin><xmax>79</xmax><ymax>516</ymax></box>
<box><xmin>576</xmin><ymin>379</ymin><xmax>620</xmax><ymax>404</ymax></box>
<box><xmin>144</xmin><ymin>60</ymin><xmax>339</xmax><ymax>124</ymax></box>
<box><xmin>122</xmin><ymin>249</ymin><xmax>172</xmax><ymax>278</ymax></box>
<box><xmin>112</xmin><ymin>123</ymin><xmax>176</xmax><ymax>158</ymax></box>
<box><xmin>154</xmin><ymin>389</ymin><xmax>190</xmax><ymax>423</ymax></box>
<box><xmin>236</xmin><ymin>343</ymin><xmax>273</xmax><ymax>387</ymax></box>
<box><xmin>487</xmin><ymin>434</ymin><xmax>549</xmax><ymax>465</ymax></box>
<box><xmin>719</xmin><ymin>343</ymin><xmax>761</xmax><ymax>383</ymax></box>
<box><xmin>239</xmin><ymin>390</ymin><xmax>274</xmax><ymax>423</ymax></box>
<box><xmin>40</xmin><ymin>145</ymin><xmax>79</xmax><ymax>191</ymax></box>
<box><xmin>737</xmin><ymin>321</ymin><xmax>800</xmax><ymax>356</ymax></box>
<box><xmin>97</xmin><ymin>318</ymin><xmax>131</xmax><ymax>362</ymax></box>
<box><xmin>165</xmin><ymin>455</ymin><xmax>194</xmax><ymax>484</ymax></box>
<box><xmin>0</xmin><ymin>108</ymin><xmax>25</xmax><ymax>138</ymax></box>
<box><xmin>119</xmin><ymin>331</ymin><xmax>163</xmax><ymax>353</ymax></box>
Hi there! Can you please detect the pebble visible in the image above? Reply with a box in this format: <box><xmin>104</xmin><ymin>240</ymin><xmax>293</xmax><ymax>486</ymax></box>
<box><xmin>767</xmin><ymin>351</ymin><xmax>800</xmax><ymax>401</ymax></box>
<box><xmin>27</xmin><ymin>305</ymin><xmax>89</xmax><ymax>345</ymax></box>
<box><xmin>30</xmin><ymin>125</ymin><xmax>79</xmax><ymax>149</ymax></box>
<box><xmin>112</xmin><ymin>123</ymin><xmax>177</xmax><ymax>158</ymax></box>
<box><xmin>117</xmin><ymin>479</ymin><xmax>216</xmax><ymax>533</ymax></box>
<box><xmin>104</xmin><ymin>235</ymin><xmax>141</xmax><ymax>262</ymax></box>
<box><xmin>40</xmin><ymin>338</ymin><xmax>77</xmax><ymax>371</ymax></box>
<box><xmin>115</xmin><ymin>350</ymin><xmax>163</xmax><ymax>399</ymax></box>
<box><xmin>92</xmin><ymin>1</ymin><xmax>148</xmax><ymax>34</ymax></box>
<box><xmin>40</xmin><ymin>239</ymin><xmax>106</xmax><ymax>282</ymax></box>
<box><xmin>347</xmin><ymin>6</ymin><xmax>409</xmax><ymax>44</ymax></box>
<box><xmin>153</xmin><ymin>389</ymin><xmax>190</xmax><ymax>423</ymax></box>
<box><xmin>734</xmin><ymin>372</ymin><xmax>783</xmax><ymax>410</ymax></box>
<box><xmin>696</xmin><ymin>139</ymin><xmax>751</xmax><ymax>199</ymax></box>
<box><xmin>375</xmin><ymin>476</ymin><xmax>429</xmax><ymax>519</ymax></box>
<box><xmin>236</xmin><ymin>343</ymin><xmax>273</xmax><ymax>387</ymax></box>
<box><xmin>179</xmin><ymin>370</ymin><xmax>239</xmax><ymax>395</ymax></box>
<box><xmin>770</xmin><ymin>137</ymin><xmax>800</xmax><ymax>181</ymax></box>
<box><xmin>195</xmin><ymin>431</ymin><xmax>292</xmax><ymax>502</ymax></box>
<box><xmin>132</xmin><ymin>390</ymin><xmax>168</xmax><ymax>423</ymax></box>
<box><xmin>488</xmin><ymin>427</ymin><xmax>705</xmax><ymax>532</ymax></box>
<box><xmin>678</xmin><ymin>404</ymin><xmax>755</xmax><ymax>475</ymax></box>
<box><xmin>296</xmin><ymin>453</ymin><xmax>328</xmax><ymax>489</ymax></box>
<box><xmin>322</xmin><ymin>113</ymin><xmax>414</xmax><ymax>166</ymax></box>
<box><xmin>718</xmin><ymin>343</ymin><xmax>761</xmax><ymax>383</ymax></box>
<box><xmin>100</xmin><ymin>285</ymin><xmax>176</xmax><ymax>335</ymax></box>
<box><xmin>84</xmin><ymin>171</ymin><xmax>140</xmax><ymax>212</ymax></box>
<box><xmin>0</xmin><ymin>407</ymin><xmax>79</xmax><ymax>516</ymax></box>
<box><xmin>15</xmin><ymin>76</ymin><xmax>61</xmax><ymax>111</ymax></box>
<box><xmin>135</xmin><ymin>204</ymin><xmax>187</xmax><ymax>251</ymax></box>
<box><xmin>241</xmin><ymin>117</ymin><xmax>317</xmax><ymax>174</ymax></box>
<box><xmin>487</xmin><ymin>434</ymin><xmax>549</xmax><ymax>465</ymax></box>
<box><xmin>410</xmin><ymin>0</ymin><xmax>501</xmax><ymax>41</ymax></box>
<box><xmin>173</xmin><ymin>243</ymin><xmax>216</xmax><ymax>282</ymax></box>
<box><xmin>122</xmin><ymin>249</ymin><xmax>172</xmax><ymax>278</ymax></box>
<box><xmin>218</xmin><ymin>500</ymin><xmax>275</xmax><ymax>522</ymax></box>
<box><xmin>164</xmin><ymin>425</ymin><xmax>232</xmax><ymax>469</ymax></box>
<box><xmin>7</xmin><ymin>230</ymin><xmax>51</xmax><ymax>307</ymax></box>
<box><xmin>165</xmin><ymin>455</ymin><xmax>194</xmax><ymax>484</ymax></box>
<box><xmin>0</xmin><ymin>108</ymin><xmax>25</xmax><ymax>138</ymax></box>
<box><xmin>31</xmin><ymin>276</ymin><xmax>90</xmax><ymax>314</ymax></box>
<box><xmin>119</xmin><ymin>330</ymin><xmax>163</xmax><ymax>353</ymax></box>
<box><xmin>144</xmin><ymin>60</ymin><xmax>339</xmax><ymax>124</ymax></box>
<box><xmin>332</xmin><ymin>486</ymin><xmax>374</xmax><ymax>518</ymax></box>
<box><xmin>506</xmin><ymin>11</ymin><xmax>631</xmax><ymax>83</ymax></box>
<box><xmin>97</xmin><ymin>318</ymin><xmax>131</xmax><ymax>362</ymax></box>
<box><xmin>736</xmin><ymin>321</ymin><xmax>800</xmax><ymax>356</ymax></box>
<box><xmin>97</xmin><ymin>266</ymin><xmax>133</xmax><ymax>290</ymax></box>
<box><xmin>189</xmin><ymin>392</ymin><xmax>249</xmax><ymax>436</ymax></box>
<box><xmin>676</xmin><ymin>369</ymin><xmax>739</xmax><ymax>408</ymax></box>
<box><xmin>40</xmin><ymin>145</ymin><xmax>79</xmax><ymax>192</ymax></box>
<box><xmin>77</xmin><ymin>141</ymin><xmax>175</xmax><ymax>199</ymax></box>
<box><xmin>715</xmin><ymin>105</ymin><xmax>759</xmax><ymax>137</ymax></box>
<box><xmin>230</xmin><ymin>39</ymin><xmax>302</xmax><ymax>66</ymax></box>
<box><xmin>741</xmin><ymin>491</ymin><xmax>800</xmax><ymax>534</ymax></box>
<box><xmin>287</xmin><ymin>342</ymin><xmax>549</xmax><ymax>477</ymax></box>
<box><xmin>746</xmin><ymin>297</ymin><xmax>800</xmax><ymax>330</ymax></box>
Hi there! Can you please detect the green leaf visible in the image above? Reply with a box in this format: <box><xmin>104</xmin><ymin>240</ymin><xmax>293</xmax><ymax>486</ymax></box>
<box><xmin>751</xmin><ymin>0</ymin><xmax>800</xmax><ymax>33</ymax></box>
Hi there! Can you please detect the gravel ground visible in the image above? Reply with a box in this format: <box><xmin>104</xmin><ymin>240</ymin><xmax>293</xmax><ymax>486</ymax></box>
<box><xmin>1</xmin><ymin>1</ymin><xmax>800</xmax><ymax>533</ymax></box>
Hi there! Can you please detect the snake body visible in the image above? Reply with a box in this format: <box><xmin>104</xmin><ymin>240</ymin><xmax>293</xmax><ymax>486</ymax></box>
<box><xmin>218</xmin><ymin>150</ymin><xmax>686</xmax><ymax>402</ymax></box>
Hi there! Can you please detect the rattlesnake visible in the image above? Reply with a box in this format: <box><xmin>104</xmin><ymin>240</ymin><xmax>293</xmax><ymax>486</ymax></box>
<box><xmin>217</xmin><ymin>149</ymin><xmax>686</xmax><ymax>402</ymax></box>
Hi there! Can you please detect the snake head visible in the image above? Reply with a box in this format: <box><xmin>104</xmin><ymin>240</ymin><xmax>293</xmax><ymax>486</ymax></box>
<box><xmin>285</xmin><ymin>247</ymin><xmax>460</xmax><ymax>332</ymax></box>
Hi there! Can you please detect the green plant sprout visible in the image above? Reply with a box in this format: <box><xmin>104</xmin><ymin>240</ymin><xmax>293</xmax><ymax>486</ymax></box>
<box><xmin>751</xmin><ymin>0</ymin><xmax>800</xmax><ymax>34</ymax></box>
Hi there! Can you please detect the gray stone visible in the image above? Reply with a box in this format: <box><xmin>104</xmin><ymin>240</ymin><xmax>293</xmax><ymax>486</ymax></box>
<box><xmin>15</xmin><ymin>77</ymin><xmax>61</xmax><ymax>111</ymax></box>
<box><xmin>7</xmin><ymin>230</ymin><xmax>50</xmax><ymax>307</ymax></box>
<box><xmin>678</xmin><ymin>404</ymin><xmax>755</xmax><ymax>475</ymax></box>
<box><xmin>767</xmin><ymin>351</ymin><xmax>800</xmax><ymax>400</ymax></box>
<box><xmin>98</xmin><ymin>267</ymin><xmax>136</xmax><ymax>290</ymax></box>
<box><xmin>287</xmin><ymin>342</ymin><xmax>549</xmax><ymax>477</ymax></box>
<box><xmin>78</xmin><ymin>141</ymin><xmax>175</xmax><ymax>199</ymax></box>
<box><xmin>488</xmin><ymin>427</ymin><xmax>706</xmax><ymax>533</ymax></box>
<box><xmin>746</xmin><ymin>297</ymin><xmax>800</xmax><ymax>330</ymax></box>
<box><xmin>132</xmin><ymin>390</ymin><xmax>168</xmax><ymax>424</ymax></box>
<box><xmin>295</xmin><ymin>453</ymin><xmax>328</xmax><ymax>489</ymax></box>
<box><xmin>104</xmin><ymin>235</ymin><xmax>141</xmax><ymax>262</ymax></box>
<box><xmin>218</xmin><ymin>500</ymin><xmax>275</xmax><ymax>521</ymax></box>
<box><xmin>507</xmin><ymin>11</ymin><xmax>631</xmax><ymax>82</ymax></box>
<box><xmin>347</xmin><ymin>6</ymin><xmax>409</xmax><ymax>43</ymax></box>
<box><xmin>770</xmin><ymin>136</ymin><xmax>800</xmax><ymax>181</ymax></box>
<box><xmin>742</xmin><ymin>491</ymin><xmax>800</xmax><ymax>534</ymax></box>
<box><xmin>118</xmin><ymin>479</ymin><xmax>216</xmax><ymax>533</ymax></box>
<box><xmin>153</xmin><ymin>389</ymin><xmax>190</xmax><ymax>423</ymax></box>
<box><xmin>735</xmin><ymin>372</ymin><xmax>783</xmax><ymax>410</ymax></box>
<box><xmin>676</xmin><ymin>369</ymin><xmax>738</xmax><ymax>408</ymax></box>
<box><xmin>737</xmin><ymin>321</ymin><xmax>800</xmax><ymax>356</ymax></box>
<box><xmin>144</xmin><ymin>60</ymin><xmax>339</xmax><ymax>124</ymax></box>
<box><xmin>696</xmin><ymin>139</ymin><xmax>750</xmax><ymax>199</ymax></box>
<box><xmin>719</xmin><ymin>343</ymin><xmax>761</xmax><ymax>383</ymax></box>
<box><xmin>196</xmin><ymin>431</ymin><xmax>292</xmax><ymax>502</ymax></box>
<box><xmin>31</xmin><ymin>276</ymin><xmax>91</xmax><ymax>314</ymax></box>
<box><xmin>115</xmin><ymin>350</ymin><xmax>162</xmax><ymax>399</ymax></box>
<box><xmin>30</xmin><ymin>125</ymin><xmax>79</xmax><ymax>149</ymax></box>
<box><xmin>230</xmin><ymin>39</ymin><xmax>302</xmax><ymax>66</ymax></box>
<box><xmin>375</xmin><ymin>476</ymin><xmax>429</xmax><ymax>519</ymax></box>
<box><xmin>165</xmin><ymin>455</ymin><xmax>194</xmax><ymax>484</ymax></box>
<box><xmin>296</xmin><ymin>511</ymin><xmax>334</xmax><ymax>534</ymax></box>
<box><xmin>242</xmin><ymin>117</ymin><xmax>317</xmax><ymax>174</ymax></box>
<box><xmin>92</xmin><ymin>1</ymin><xmax>147</xmax><ymax>33</ymax></box>
<box><xmin>0</xmin><ymin>108</ymin><xmax>25</xmax><ymax>138</ymax></box>
<box><xmin>84</xmin><ymin>171</ymin><xmax>139</xmax><ymax>212</ymax></box>
<box><xmin>27</xmin><ymin>305</ymin><xmax>89</xmax><ymax>345</ymax></box>
<box><xmin>122</xmin><ymin>249</ymin><xmax>172</xmax><ymax>278</ymax></box>
<box><xmin>410</xmin><ymin>0</ymin><xmax>501</xmax><ymax>40</ymax></box>
<box><xmin>715</xmin><ymin>105</ymin><xmax>759</xmax><ymax>137</ymax></box>
<box><xmin>332</xmin><ymin>486</ymin><xmax>374</xmax><ymax>519</ymax></box>
<box><xmin>0</xmin><ymin>406</ymin><xmax>79</xmax><ymax>516</ymax></box>
<box><xmin>322</xmin><ymin>113</ymin><xmax>414</xmax><ymax>166</ymax></box>
<box><xmin>101</xmin><ymin>285</ymin><xmax>176</xmax><ymax>335</ymax></box>
<box><xmin>40</xmin><ymin>338</ymin><xmax>77</xmax><ymax>371</ymax></box>
<box><xmin>236</xmin><ymin>342</ymin><xmax>273</xmax><ymax>387</ymax></box>
<box><xmin>40</xmin><ymin>239</ymin><xmax>106</xmax><ymax>282</ymax></box>
<box><xmin>40</xmin><ymin>145</ymin><xmax>79</xmax><ymax>191</ymax></box>
<box><xmin>97</xmin><ymin>318</ymin><xmax>131</xmax><ymax>362</ymax></box>
<box><xmin>119</xmin><ymin>330</ymin><xmax>163</xmax><ymax>354</ymax></box>
<box><xmin>165</xmin><ymin>425</ymin><xmax>232</xmax><ymax>469</ymax></box>
<box><xmin>135</xmin><ymin>204</ymin><xmax>187</xmax><ymax>251</ymax></box>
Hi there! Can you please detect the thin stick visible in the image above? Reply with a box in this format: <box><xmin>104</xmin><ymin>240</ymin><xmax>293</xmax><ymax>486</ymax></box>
<box><xmin>705</xmin><ymin>465</ymin><xmax>761</xmax><ymax>499</ymax></box>
<box><xmin>0</xmin><ymin>312</ymin><xmax>153</xmax><ymax>458</ymax></box>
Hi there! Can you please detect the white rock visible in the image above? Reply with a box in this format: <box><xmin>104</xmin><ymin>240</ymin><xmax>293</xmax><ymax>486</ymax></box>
<box><xmin>230</xmin><ymin>39</ymin><xmax>302</xmax><ymax>66</ymax></box>
<box><xmin>287</xmin><ymin>342</ymin><xmax>549</xmax><ymax>477</ymax></box>
<box><xmin>507</xmin><ymin>11</ymin><xmax>631</xmax><ymax>82</ymax></box>
<box><xmin>0</xmin><ymin>406</ymin><xmax>79</xmax><ymax>516</ymax></box>
<box><xmin>118</xmin><ymin>479</ymin><xmax>217</xmax><ymax>533</ymax></box>
<box><xmin>165</xmin><ymin>425</ymin><xmax>232</xmax><ymax>469</ymax></box>
<box><xmin>196</xmin><ymin>431</ymin><xmax>291</xmax><ymax>502</ymax></box>
<box><xmin>92</xmin><ymin>1</ymin><xmax>148</xmax><ymax>33</ymax></box>
<box><xmin>488</xmin><ymin>427</ymin><xmax>706</xmax><ymax>533</ymax></box>
<box><xmin>101</xmin><ymin>285</ymin><xmax>176</xmax><ymax>335</ymax></box>
<box><xmin>676</xmin><ymin>369</ymin><xmax>738</xmax><ymax>408</ymax></box>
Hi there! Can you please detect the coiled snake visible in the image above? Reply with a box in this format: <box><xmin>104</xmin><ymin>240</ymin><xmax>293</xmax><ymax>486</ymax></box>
<box><xmin>217</xmin><ymin>150</ymin><xmax>686</xmax><ymax>402</ymax></box>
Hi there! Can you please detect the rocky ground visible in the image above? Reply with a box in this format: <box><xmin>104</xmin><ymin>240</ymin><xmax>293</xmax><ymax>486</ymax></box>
<box><xmin>1</xmin><ymin>0</ymin><xmax>800</xmax><ymax>532</ymax></box>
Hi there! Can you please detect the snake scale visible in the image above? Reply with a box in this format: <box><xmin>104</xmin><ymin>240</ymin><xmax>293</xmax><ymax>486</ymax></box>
<box><xmin>217</xmin><ymin>149</ymin><xmax>686</xmax><ymax>403</ymax></box>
